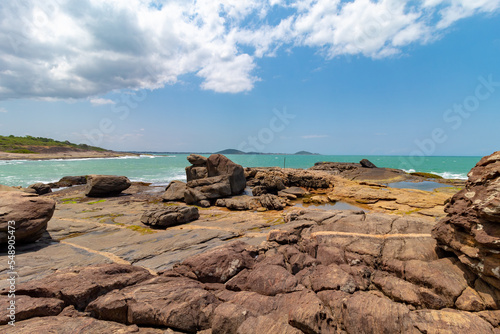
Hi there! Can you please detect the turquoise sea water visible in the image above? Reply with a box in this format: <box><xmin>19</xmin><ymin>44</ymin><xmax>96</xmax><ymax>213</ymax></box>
<box><xmin>0</xmin><ymin>154</ymin><xmax>482</xmax><ymax>188</ymax></box>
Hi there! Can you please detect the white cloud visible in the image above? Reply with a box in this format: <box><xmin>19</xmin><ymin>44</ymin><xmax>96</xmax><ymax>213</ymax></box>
<box><xmin>0</xmin><ymin>108</ymin><xmax>7</xmax><ymax>113</ymax></box>
<box><xmin>302</xmin><ymin>134</ymin><xmax>329</xmax><ymax>139</ymax></box>
<box><xmin>0</xmin><ymin>0</ymin><xmax>498</xmax><ymax>100</ymax></box>
<box><xmin>90</xmin><ymin>98</ymin><xmax>116</xmax><ymax>106</ymax></box>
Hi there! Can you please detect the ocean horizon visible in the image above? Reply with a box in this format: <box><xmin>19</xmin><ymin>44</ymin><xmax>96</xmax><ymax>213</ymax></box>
<box><xmin>0</xmin><ymin>154</ymin><xmax>482</xmax><ymax>188</ymax></box>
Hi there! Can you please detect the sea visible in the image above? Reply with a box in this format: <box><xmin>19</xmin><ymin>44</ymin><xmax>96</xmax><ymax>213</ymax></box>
<box><xmin>0</xmin><ymin>154</ymin><xmax>482</xmax><ymax>188</ymax></box>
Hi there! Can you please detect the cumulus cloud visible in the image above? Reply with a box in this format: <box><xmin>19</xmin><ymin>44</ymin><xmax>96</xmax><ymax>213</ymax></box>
<box><xmin>0</xmin><ymin>108</ymin><xmax>7</xmax><ymax>113</ymax></box>
<box><xmin>90</xmin><ymin>98</ymin><xmax>116</xmax><ymax>106</ymax></box>
<box><xmin>0</xmin><ymin>0</ymin><xmax>498</xmax><ymax>100</ymax></box>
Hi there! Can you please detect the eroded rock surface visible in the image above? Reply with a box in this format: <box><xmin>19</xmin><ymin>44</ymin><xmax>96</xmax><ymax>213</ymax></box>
<box><xmin>433</xmin><ymin>151</ymin><xmax>500</xmax><ymax>290</ymax></box>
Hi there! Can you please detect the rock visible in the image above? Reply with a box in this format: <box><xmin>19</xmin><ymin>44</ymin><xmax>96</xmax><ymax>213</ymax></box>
<box><xmin>140</xmin><ymin>206</ymin><xmax>199</xmax><ymax>228</ymax></box>
<box><xmin>342</xmin><ymin>292</ymin><xmax>410</xmax><ymax>334</ymax></box>
<box><xmin>259</xmin><ymin>194</ymin><xmax>287</xmax><ymax>210</ymax></box>
<box><xmin>6</xmin><ymin>264</ymin><xmax>153</xmax><ymax>310</ymax></box>
<box><xmin>226</xmin><ymin>264</ymin><xmax>298</xmax><ymax>296</ymax></box>
<box><xmin>174</xmin><ymin>241</ymin><xmax>255</xmax><ymax>283</ymax></box>
<box><xmin>432</xmin><ymin>151</ymin><xmax>500</xmax><ymax>290</ymax></box>
<box><xmin>211</xmin><ymin>303</ymin><xmax>252</xmax><ymax>334</ymax></box>
<box><xmin>298</xmin><ymin>264</ymin><xmax>356</xmax><ymax>293</ymax></box>
<box><xmin>187</xmin><ymin>154</ymin><xmax>208</xmax><ymax>165</ymax></box>
<box><xmin>51</xmin><ymin>175</ymin><xmax>88</xmax><ymax>188</ymax></box>
<box><xmin>216</xmin><ymin>196</ymin><xmax>257</xmax><ymax>211</ymax></box>
<box><xmin>207</xmin><ymin>154</ymin><xmax>246</xmax><ymax>194</ymax></box>
<box><xmin>360</xmin><ymin>159</ymin><xmax>377</xmax><ymax>168</ymax></box>
<box><xmin>278</xmin><ymin>191</ymin><xmax>297</xmax><ymax>200</ymax></box>
<box><xmin>281</xmin><ymin>186</ymin><xmax>307</xmax><ymax>197</ymax></box>
<box><xmin>0</xmin><ymin>316</ymin><xmax>166</xmax><ymax>334</ymax></box>
<box><xmin>162</xmin><ymin>181</ymin><xmax>187</xmax><ymax>201</ymax></box>
<box><xmin>0</xmin><ymin>192</ymin><xmax>55</xmax><ymax>243</ymax></box>
<box><xmin>186</xmin><ymin>166</ymin><xmax>208</xmax><ymax>181</ymax></box>
<box><xmin>237</xmin><ymin>314</ymin><xmax>303</xmax><ymax>334</ymax></box>
<box><xmin>405</xmin><ymin>308</ymin><xmax>496</xmax><ymax>333</ymax></box>
<box><xmin>84</xmin><ymin>175</ymin><xmax>131</xmax><ymax>197</ymax></box>
<box><xmin>28</xmin><ymin>183</ymin><xmax>52</xmax><ymax>195</ymax></box>
<box><xmin>0</xmin><ymin>295</ymin><xmax>64</xmax><ymax>325</ymax></box>
<box><xmin>184</xmin><ymin>175</ymin><xmax>232</xmax><ymax>204</ymax></box>
<box><xmin>456</xmin><ymin>287</ymin><xmax>486</xmax><ymax>311</ymax></box>
<box><xmin>86</xmin><ymin>276</ymin><xmax>220</xmax><ymax>332</ymax></box>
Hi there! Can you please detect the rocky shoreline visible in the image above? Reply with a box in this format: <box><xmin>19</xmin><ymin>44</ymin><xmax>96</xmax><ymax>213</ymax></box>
<box><xmin>0</xmin><ymin>153</ymin><xmax>498</xmax><ymax>333</ymax></box>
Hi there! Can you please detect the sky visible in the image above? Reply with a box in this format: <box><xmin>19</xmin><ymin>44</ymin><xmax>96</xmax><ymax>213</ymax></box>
<box><xmin>0</xmin><ymin>0</ymin><xmax>499</xmax><ymax>156</ymax></box>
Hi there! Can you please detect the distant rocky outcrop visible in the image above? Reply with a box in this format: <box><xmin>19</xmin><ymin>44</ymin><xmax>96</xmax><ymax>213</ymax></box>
<box><xmin>0</xmin><ymin>192</ymin><xmax>55</xmax><ymax>243</ymax></box>
<box><xmin>164</xmin><ymin>154</ymin><xmax>246</xmax><ymax>206</ymax></box>
<box><xmin>84</xmin><ymin>175</ymin><xmax>131</xmax><ymax>197</ymax></box>
<box><xmin>433</xmin><ymin>151</ymin><xmax>500</xmax><ymax>291</ymax></box>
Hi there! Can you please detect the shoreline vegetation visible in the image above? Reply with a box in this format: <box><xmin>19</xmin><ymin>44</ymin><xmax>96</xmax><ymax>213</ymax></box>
<box><xmin>0</xmin><ymin>135</ymin><xmax>137</xmax><ymax>160</ymax></box>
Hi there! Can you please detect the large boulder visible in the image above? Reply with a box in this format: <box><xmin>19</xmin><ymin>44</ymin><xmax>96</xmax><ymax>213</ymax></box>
<box><xmin>432</xmin><ymin>151</ymin><xmax>500</xmax><ymax>290</ymax></box>
<box><xmin>182</xmin><ymin>154</ymin><xmax>246</xmax><ymax>205</ymax></box>
<box><xmin>84</xmin><ymin>175</ymin><xmax>131</xmax><ymax>197</ymax></box>
<box><xmin>162</xmin><ymin>181</ymin><xmax>187</xmax><ymax>202</ymax></box>
<box><xmin>140</xmin><ymin>206</ymin><xmax>199</xmax><ymax>228</ymax></box>
<box><xmin>207</xmin><ymin>154</ymin><xmax>246</xmax><ymax>195</ymax></box>
<box><xmin>0</xmin><ymin>192</ymin><xmax>55</xmax><ymax>243</ymax></box>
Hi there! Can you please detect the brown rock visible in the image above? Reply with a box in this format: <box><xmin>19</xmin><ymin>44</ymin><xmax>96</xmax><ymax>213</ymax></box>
<box><xmin>0</xmin><ymin>295</ymin><xmax>64</xmax><ymax>325</ymax></box>
<box><xmin>7</xmin><ymin>264</ymin><xmax>152</xmax><ymax>310</ymax></box>
<box><xmin>433</xmin><ymin>151</ymin><xmax>500</xmax><ymax>290</ymax></box>
<box><xmin>0</xmin><ymin>316</ymin><xmax>166</xmax><ymax>334</ymax></box>
<box><xmin>86</xmin><ymin>276</ymin><xmax>219</xmax><ymax>332</ymax></box>
<box><xmin>404</xmin><ymin>258</ymin><xmax>471</xmax><ymax>306</ymax></box>
<box><xmin>298</xmin><ymin>264</ymin><xmax>356</xmax><ymax>293</ymax></box>
<box><xmin>237</xmin><ymin>314</ymin><xmax>303</xmax><ymax>334</ymax></box>
<box><xmin>28</xmin><ymin>183</ymin><xmax>52</xmax><ymax>195</ymax></box>
<box><xmin>162</xmin><ymin>180</ymin><xmax>187</xmax><ymax>201</ymax></box>
<box><xmin>186</xmin><ymin>166</ymin><xmax>208</xmax><ymax>181</ymax></box>
<box><xmin>342</xmin><ymin>291</ymin><xmax>410</xmax><ymax>333</ymax></box>
<box><xmin>455</xmin><ymin>287</ymin><xmax>486</xmax><ymax>311</ymax></box>
<box><xmin>187</xmin><ymin>154</ymin><xmax>208</xmax><ymax>166</ymax></box>
<box><xmin>405</xmin><ymin>308</ymin><xmax>495</xmax><ymax>333</ymax></box>
<box><xmin>0</xmin><ymin>192</ymin><xmax>55</xmax><ymax>243</ymax></box>
<box><xmin>85</xmin><ymin>175</ymin><xmax>131</xmax><ymax>197</ymax></box>
<box><xmin>140</xmin><ymin>206</ymin><xmax>199</xmax><ymax>228</ymax></box>
<box><xmin>259</xmin><ymin>193</ymin><xmax>287</xmax><ymax>210</ymax></box>
<box><xmin>211</xmin><ymin>303</ymin><xmax>251</xmax><ymax>334</ymax></box>
<box><xmin>207</xmin><ymin>154</ymin><xmax>246</xmax><ymax>194</ymax></box>
<box><xmin>226</xmin><ymin>264</ymin><xmax>298</xmax><ymax>296</ymax></box>
<box><xmin>175</xmin><ymin>241</ymin><xmax>255</xmax><ymax>283</ymax></box>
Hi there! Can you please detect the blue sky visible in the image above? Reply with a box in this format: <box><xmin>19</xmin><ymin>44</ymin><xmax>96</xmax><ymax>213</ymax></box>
<box><xmin>0</xmin><ymin>0</ymin><xmax>499</xmax><ymax>155</ymax></box>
